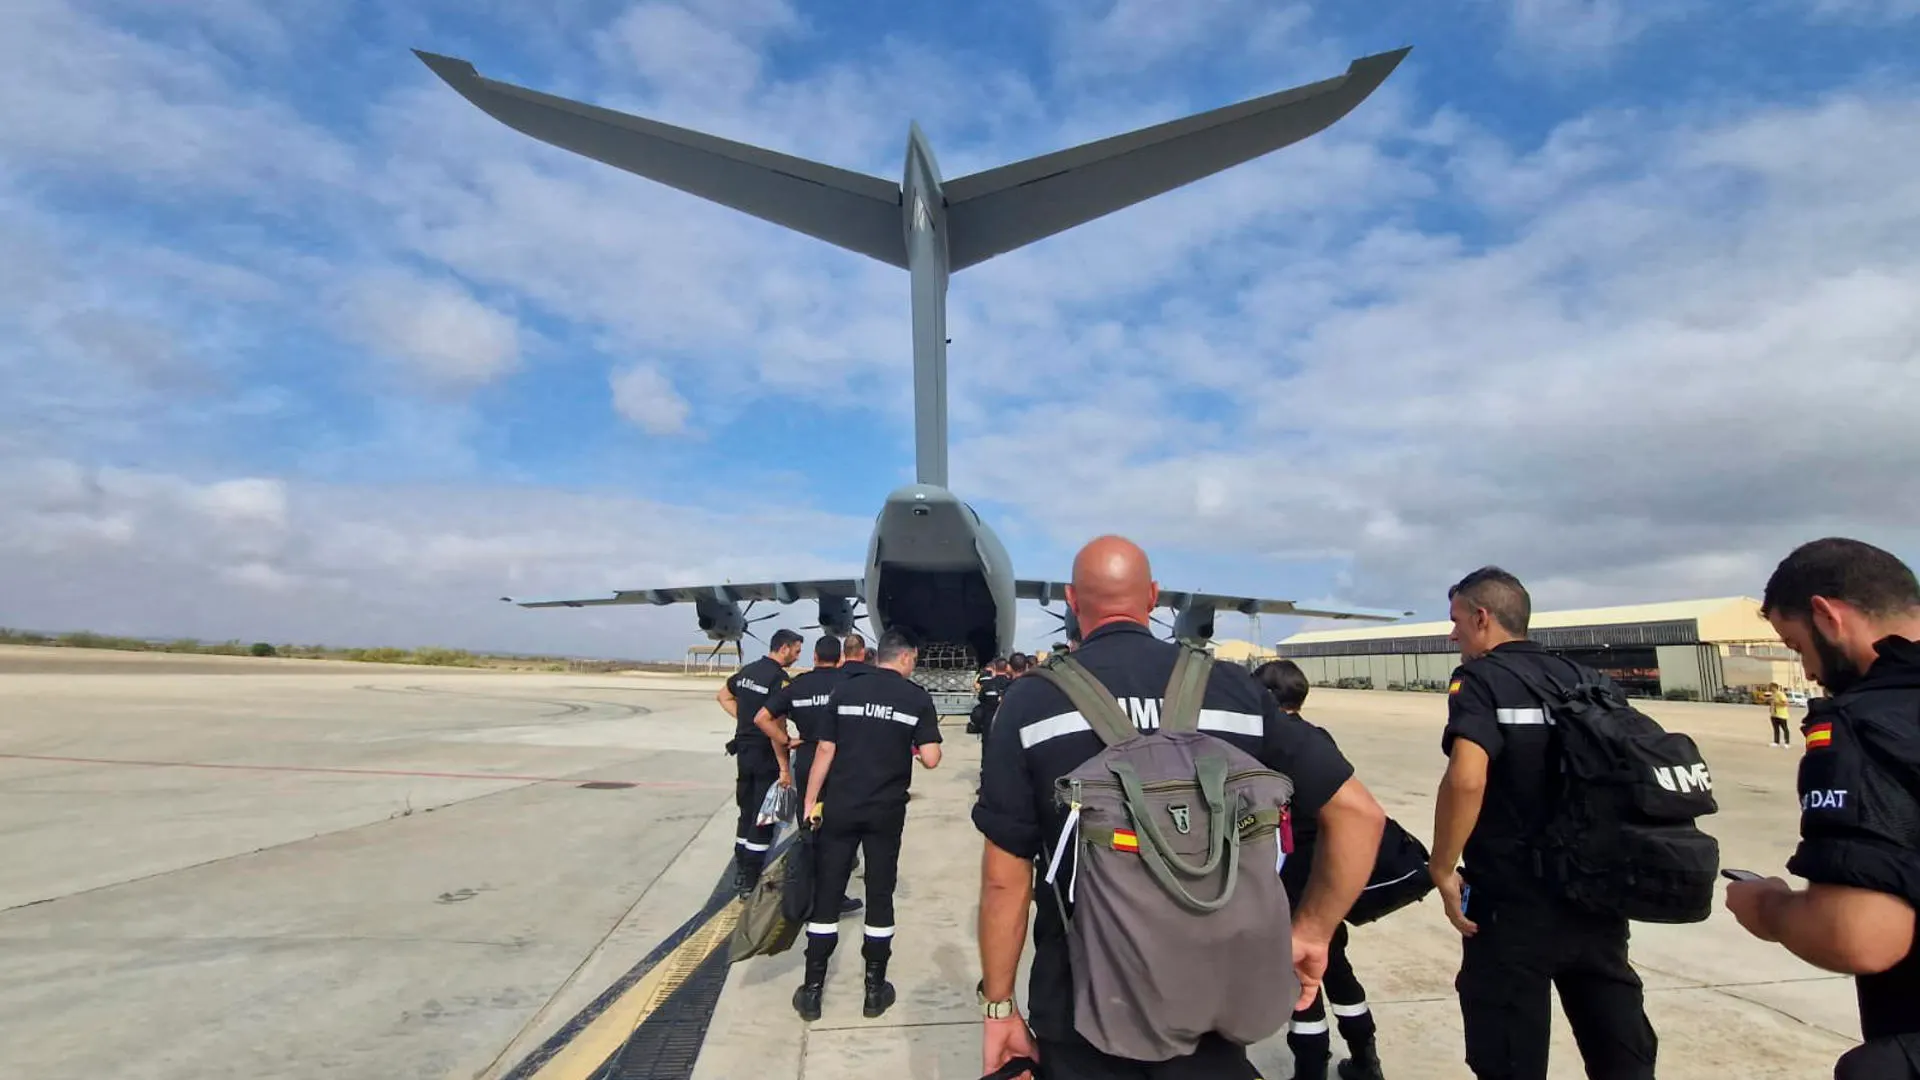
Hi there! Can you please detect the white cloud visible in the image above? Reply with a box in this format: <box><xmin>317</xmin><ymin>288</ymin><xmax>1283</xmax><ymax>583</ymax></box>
<box><xmin>223</xmin><ymin>561</ymin><xmax>301</xmax><ymax>593</ymax></box>
<box><xmin>0</xmin><ymin>0</ymin><xmax>354</xmax><ymax>201</ymax></box>
<box><xmin>954</xmin><ymin>87</ymin><xmax>1920</xmax><ymax>614</ymax></box>
<box><xmin>194</xmin><ymin>478</ymin><xmax>289</xmax><ymax>530</ymax></box>
<box><xmin>1498</xmin><ymin>0</ymin><xmax>1673</xmax><ymax>67</ymax></box>
<box><xmin>0</xmin><ymin>457</ymin><xmax>867</xmax><ymax>656</ymax></box>
<box><xmin>1044</xmin><ymin>0</ymin><xmax>1318</xmax><ymax>81</ymax></box>
<box><xmin>1790</xmin><ymin>0</ymin><xmax>1920</xmax><ymax>20</ymax></box>
<box><xmin>336</xmin><ymin>272</ymin><xmax>522</xmax><ymax>389</ymax></box>
<box><xmin>595</xmin><ymin>0</ymin><xmax>803</xmax><ymax>104</ymax></box>
<box><xmin>610</xmin><ymin>363</ymin><xmax>692</xmax><ymax>435</ymax></box>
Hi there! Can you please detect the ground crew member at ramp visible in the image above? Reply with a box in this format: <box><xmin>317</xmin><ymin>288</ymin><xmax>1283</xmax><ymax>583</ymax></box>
<box><xmin>1728</xmin><ymin>537</ymin><xmax>1920</xmax><ymax>1080</ymax></box>
<box><xmin>717</xmin><ymin>628</ymin><xmax>803</xmax><ymax>895</ymax></box>
<box><xmin>1428</xmin><ymin>567</ymin><xmax>1657</xmax><ymax>1080</ymax></box>
<box><xmin>1766</xmin><ymin>683</ymin><xmax>1793</xmax><ymax>747</ymax></box>
<box><xmin>972</xmin><ymin>535</ymin><xmax>1386</xmax><ymax>1080</ymax></box>
<box><xmin>793</xmin><ymin>629</ymin><xmax>944</xmax><ymax>1021</ymax></box>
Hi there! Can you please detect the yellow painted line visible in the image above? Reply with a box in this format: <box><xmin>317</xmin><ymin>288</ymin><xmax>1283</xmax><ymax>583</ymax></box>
<box><xmin>530</xmin><ymin>898</ymin><xmax>743</xmax><ymax>1080</ymax></box>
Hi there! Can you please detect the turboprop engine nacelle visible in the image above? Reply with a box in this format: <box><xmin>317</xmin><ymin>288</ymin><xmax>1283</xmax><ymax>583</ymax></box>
<box><xmin>1172</xmin><ymin>604</ymin><xmax>1217</xmax><ymax>643</ymax></box>
<box><xmin>694</xmin><ymin>595</ymin><xmax>746</xmax><ymax>641</ymax></box>
<box><xmin>815</xmin><ymin>596</ymin><xmax>857</xmax><ymax>637</ymax></box>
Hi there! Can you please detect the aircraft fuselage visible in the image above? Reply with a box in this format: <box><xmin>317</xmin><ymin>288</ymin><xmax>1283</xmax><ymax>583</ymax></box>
<box><xmin>870</xmin><ymin>133</ymin><xmax>1012</xmax><ymax>673</ymax></box>
<box><xmin>864</xmin><ymin>484</ymin><xmax>1015</xmax><ymax>673</ymax></box>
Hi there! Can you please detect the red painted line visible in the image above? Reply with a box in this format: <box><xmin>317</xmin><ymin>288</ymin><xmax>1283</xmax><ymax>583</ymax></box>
<box><xmin>0</xmin><ymin>752</ymin><xmax>721</xmax><ymax>790</ymax></box>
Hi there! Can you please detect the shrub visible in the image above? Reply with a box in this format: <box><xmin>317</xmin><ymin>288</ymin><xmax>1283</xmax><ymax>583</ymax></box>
<box><xmin>412</xmin><ymin>647</ymin><xmax>478</xmax><ymax>668</ymax></box>
<box><xmin>347</xmin><ymin>647</ymin><xmax>409</xmax><ymax>664</ymax></box>
<box><xmin>249</xmin><ymin>642</ymin><xmax>278</xmax><ymax>657</ymax></box>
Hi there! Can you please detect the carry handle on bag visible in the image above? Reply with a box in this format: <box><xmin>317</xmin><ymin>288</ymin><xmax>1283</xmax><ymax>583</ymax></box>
<box><xmin>980</xmin><ymin>1057</ymin><xmax>1043</xmax><ymax>1080</ymax></box>
<box><xmin>1030</xmin><ymin>644</ymin><xmax>1243</xmax><ymax>914</ymax></box>
<box><xmin>1110</xmin><ymin>755</ymin><xmax>1243</xmax><ymax>914</ymax></box>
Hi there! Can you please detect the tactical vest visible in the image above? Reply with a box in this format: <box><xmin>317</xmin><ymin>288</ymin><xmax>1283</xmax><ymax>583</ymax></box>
<box><xmin>1788</xmin><ymin>644</ymin><xmax>1920</xmax><ymax>1041</ymax></box>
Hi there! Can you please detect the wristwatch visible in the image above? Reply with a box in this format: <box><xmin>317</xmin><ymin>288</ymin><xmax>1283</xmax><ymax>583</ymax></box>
<box><xmin>976</xmin><ymin>979</ymin><xmax>1017</xmax><ymax>1020</ymax></box>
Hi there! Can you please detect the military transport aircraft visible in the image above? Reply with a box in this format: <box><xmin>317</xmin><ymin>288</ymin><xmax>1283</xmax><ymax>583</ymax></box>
<box><xmin>416</xmin><ymin>45</ymin><xmax>1413</xmax><ymax>709</ymax></box>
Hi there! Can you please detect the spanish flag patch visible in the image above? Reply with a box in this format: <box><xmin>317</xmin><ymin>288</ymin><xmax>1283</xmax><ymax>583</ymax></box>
<box><xmin>1806</xmin><ymin>723</ymin><xmax>1833</xmax><ymax>749</ymax></box>
<box><xmin>1111</xmin><ymin>829</ymin><xmax>1139</xmax><ymax>852</ymax></box>
<box><xmin>1448</xmin><ymin>679</ymin><xmax>1462</xmax><ymax>695</ymax></box>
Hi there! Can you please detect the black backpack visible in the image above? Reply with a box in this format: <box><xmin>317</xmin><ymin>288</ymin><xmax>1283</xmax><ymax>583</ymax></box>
<box><xmin>1345</xmin><ymin>816</ymin><xmax>1435</xmax><ymax>926</ymax></box>
<box><xmin>1482</xmin><ymin>654</ymin><xmax>1722</xmax><ymax>924</ymax></box>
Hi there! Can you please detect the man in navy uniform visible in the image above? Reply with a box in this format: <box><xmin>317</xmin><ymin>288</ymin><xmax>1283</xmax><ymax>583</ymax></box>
<box><xmin>1728</xmin><ymin>538</ymin><xmax>1920</xmax><ymax>1080</ymax></box>
<box><xmin>755</xmin><ymin>634</ymin><xmax>863</xmax><ymax>918</ymax></box>
<box><xmin>794</xmin><ymin>629</ymin><xmax>944</xmax><ymax>1021</ymax></box>
<box><xmin>1429</xmin><ymin>566</ymin><xmax>1656</xmax><ymax>1080</ymax></box>
<box><xmin>716</xmin><ymin>628</ymin><xmax>803</xmax><ymax>894</ymax></box>
<box><xmin>973</xmin><ymin>536</ymin><xmax>1384</xmax><ymax>1080</ymax></box>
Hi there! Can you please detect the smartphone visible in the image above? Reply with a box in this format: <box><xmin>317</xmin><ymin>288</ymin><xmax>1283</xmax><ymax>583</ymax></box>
<box><xmin>1721</xmin><ymin>868</ymin><xmax>1764</xmax><ymax>882</ymax></box>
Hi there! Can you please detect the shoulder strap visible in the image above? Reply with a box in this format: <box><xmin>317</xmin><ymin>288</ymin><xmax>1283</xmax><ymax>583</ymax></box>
<box><xmin>1478</xmin><ymin>651</ymin><xmax>1573</xmax><ymax>708</ymax></box>
<box><xmin>1160</xmin><ymin>642</ymin><xmax>1214</xmax><ymax>734</ymax></box>
<box><xmin>1027</xmin><ymin>655</ymin><xmax>1137</xmax><ymax>746</ymax></box>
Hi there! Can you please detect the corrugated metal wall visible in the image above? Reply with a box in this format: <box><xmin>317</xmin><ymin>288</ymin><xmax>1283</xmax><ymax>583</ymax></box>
<box><xmin>1291</xmin><ymin>651</ymin><xmax>1461</xmax><ymax>688</ymax></box>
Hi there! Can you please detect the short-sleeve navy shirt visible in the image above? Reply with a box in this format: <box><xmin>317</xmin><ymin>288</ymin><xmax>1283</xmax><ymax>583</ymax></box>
<box><xmin>816</xmin><ymin>667</ymin><xmax>942</xmax><ymax>814</ymax></box>
<box><xmin>764</xmin><ymin>665</ymin><xmax>849</xmax><ymax>746</ymax></box>
<box><xmin>726</xmin><ymin>656</ymin><xmax>790</xmax><ymax>750</ymax></box>
<box><xmin>1441</xmin><ymin>640</ymin><xmax>1597</xmax><ymax>906</ymax></box>
<box><xmin>1443</xmin><ymin>634</ymin><xmax>1620</xmax><ymax>903</ymax></box>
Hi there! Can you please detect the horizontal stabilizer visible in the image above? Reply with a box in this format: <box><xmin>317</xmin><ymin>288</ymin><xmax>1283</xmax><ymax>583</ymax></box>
<box><xmin>504</xmin><ymin>578</ymin><xmax>862</xmax><ymax>609</ymax></box>
<box><xmin>942</xmin><ymin>48</ymin><xmax>1409</xmax><ymax>271</ymax></box>
<box><xmin>414</xmin><ymin>51</ymin><xmax>907</xmax><ymax>268</ymax></box>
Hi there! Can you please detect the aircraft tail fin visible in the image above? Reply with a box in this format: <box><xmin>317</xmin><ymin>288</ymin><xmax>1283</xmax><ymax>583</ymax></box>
<box><xmin>941</xmin><ymin>48</ymin><xmax>1408</xmax><ymax>271</ymax></box>
<box><xmin>414</xmin><ymin>51</ymin><xmax>908</xmax><ymax>268</ymax></box>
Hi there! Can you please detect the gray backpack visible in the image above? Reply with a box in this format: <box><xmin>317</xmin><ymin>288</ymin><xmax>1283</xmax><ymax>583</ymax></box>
<box><xmin>1029</xmin><ymin>644</ymin><xmax>1299</xmax><ymax>1062</ymax></box>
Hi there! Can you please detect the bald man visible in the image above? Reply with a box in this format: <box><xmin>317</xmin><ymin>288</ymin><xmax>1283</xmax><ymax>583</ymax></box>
<box><xmin>972</xmin><ymin>536</ymin><xmax>1387</xmax><ymax>1080</ymax></box>
<box><xmin>842</xmin><ymin>633</ymin><xmax>879</xmax><ymax>676</ymax></box>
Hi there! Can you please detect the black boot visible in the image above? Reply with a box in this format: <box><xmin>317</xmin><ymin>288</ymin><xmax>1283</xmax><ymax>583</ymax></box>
<box><xmin>1289</xmin><ymin>1050</ymin><xmax>1330</xmax><ymax>1080</ymax></box>
<box><xmin>1336</xmin><ymin>1040</ymin><xmax>1384</xmax><ymax>1080</ymax></box>
<box><xmin>862</xmin><ymin>959</ymin><xmax>896</xmax><ymax>1018</ymax></box>
<box><xmin>732</xmin><ymin>850</ymin><xmax>760</xmax><ymax>897</ymax></box>
<box><xmin>793</xmin><ymin>956</ymin><xmax>828</xmax><ymax>1022</ymax></box>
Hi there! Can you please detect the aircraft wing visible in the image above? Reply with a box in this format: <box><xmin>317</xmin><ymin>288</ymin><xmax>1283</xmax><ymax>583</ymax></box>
<box><xmin>1014</xmin><ymin>579</ymin><xmax>1070</xmax><ymax>605</ymax></box>
<box><xmin>413</xmin><ymin>51</ymin><xmax>908</xmax><ymax>268</ymax></box>
<box><xmin>1015</xmin><ymin>580</ymin><xmax>1408</xmax><ymax>622</ymax></box>
<box><xmin>502</xmin><ymin>579</ymin><xmax>862</xmax><ymax>609</ymax></box>
<box><xmin>1154</xmin><ymin>590</ymin><xmax>1411</xmax><ymax>622</ymax></box>
<box><xmin>942</xmin><ymin>47</ymin><xmax>1409</xmax><ymax>271</ymax></box>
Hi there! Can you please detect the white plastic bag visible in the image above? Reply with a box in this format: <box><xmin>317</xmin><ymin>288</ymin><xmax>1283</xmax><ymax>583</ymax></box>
<box><xmin>756</xmin><ymin>780</ymin><xmax>798</xmax><ymax>828</ymax></box>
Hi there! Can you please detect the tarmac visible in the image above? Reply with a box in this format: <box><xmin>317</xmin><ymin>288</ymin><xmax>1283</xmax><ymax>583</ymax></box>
<box><xmin>0</xmin><ymin>645</ymin><xmax>1862</xmax><ymax>1079</ymax></box>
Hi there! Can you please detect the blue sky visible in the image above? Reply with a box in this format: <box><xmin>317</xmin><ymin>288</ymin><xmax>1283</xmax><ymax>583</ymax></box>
<box><xmin>2</xmin><ymin>0</ymin><xmax>1918</xmax><ymax>659</ymax></box>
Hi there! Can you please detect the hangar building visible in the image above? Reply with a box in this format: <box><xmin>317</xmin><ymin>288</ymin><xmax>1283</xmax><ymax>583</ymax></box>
<box><xmin>1276</xmin><ymin>597</ymin><xmax>1810</xmax><ymax>700</ymax></box>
